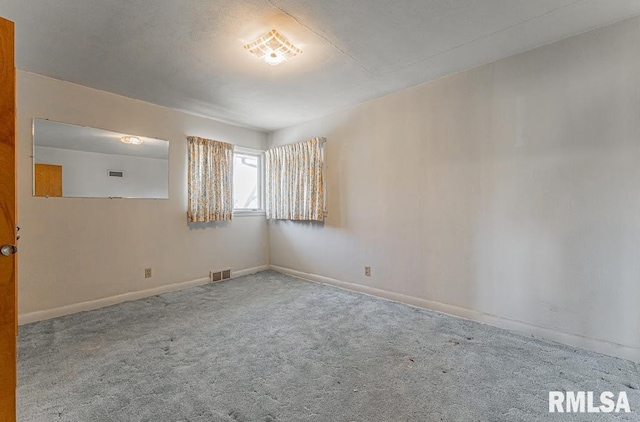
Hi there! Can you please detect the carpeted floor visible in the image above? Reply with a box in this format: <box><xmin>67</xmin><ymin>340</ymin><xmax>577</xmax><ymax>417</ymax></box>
<box><xmin>18</xmin><ymin>271</ymin><xmax>639</xmax><ymax>421</ymax></box>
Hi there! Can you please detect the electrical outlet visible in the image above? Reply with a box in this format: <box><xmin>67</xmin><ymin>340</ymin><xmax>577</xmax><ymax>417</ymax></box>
<box><xmin>145</xmin><ymin>268</ymin><xmax>152</xmax><ymax>278</ymax></box>
<box><xmin>364</xmin><ymin>266</ymin><xmax>371</xmax><ymax>277</ymax></box>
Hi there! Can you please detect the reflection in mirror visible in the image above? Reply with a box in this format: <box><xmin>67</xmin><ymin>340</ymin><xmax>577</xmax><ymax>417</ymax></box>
<box><xmin>33</xmin><ymin>119</ymin><xmax>169</xmax><ymax>199</ymax></box>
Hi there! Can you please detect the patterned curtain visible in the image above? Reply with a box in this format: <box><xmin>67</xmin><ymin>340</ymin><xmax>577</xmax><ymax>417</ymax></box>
<box><xmin>265</xmin><ymin>137</ymin><xmax>326</xmax><ymax>221</ymax></box>
<box><xmin>187</xmin><ymin>136</ymin><xmax>233</xmax><ymax>222</ymax></box>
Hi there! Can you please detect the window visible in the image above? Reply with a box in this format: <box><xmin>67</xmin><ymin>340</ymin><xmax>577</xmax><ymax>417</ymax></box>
<box><xmin>233</xmin><ymin>148</ymin><xmax>263</xmax><ymax>212</ymax></box>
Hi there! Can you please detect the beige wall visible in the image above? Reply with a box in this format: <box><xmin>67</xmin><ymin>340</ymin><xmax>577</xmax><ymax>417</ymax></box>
<box><xmin>17</xmin><ymin>71</ymin><xmax>269</xmax><ymax>316</ymax></box>
<box><xmin>268</xmin><ymin>17</ymin><xmax>640</xmax><ymax>361</ymax></box>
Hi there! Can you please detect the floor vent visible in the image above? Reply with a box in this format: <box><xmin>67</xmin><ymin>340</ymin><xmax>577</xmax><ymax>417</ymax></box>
<box><xmin>210</xmin><ymin>268</ymin><xmax>232</xmax><ymax>282</ymax></box>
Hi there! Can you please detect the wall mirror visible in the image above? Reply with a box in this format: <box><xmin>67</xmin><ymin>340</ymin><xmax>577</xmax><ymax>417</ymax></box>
<box><xmin>33</xmin><ymin>119</ymin><xmax>169</xmax><ymax>199</ymax></box>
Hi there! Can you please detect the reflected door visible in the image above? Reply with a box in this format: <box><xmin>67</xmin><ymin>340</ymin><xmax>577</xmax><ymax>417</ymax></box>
<box><xmin>0</xmin><ymin>15</ymin><xmax>17</xmax><ymax>422</ymax></box>
<box><xmin>34</xmin><ymin>164</ymin><xmax>62</xmax><ymax>197</ymax></box>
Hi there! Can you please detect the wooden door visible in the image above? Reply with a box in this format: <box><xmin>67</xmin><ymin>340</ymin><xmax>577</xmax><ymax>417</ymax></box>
<box><xmin>34</xmin><ymin>163</ymin><xmax>63</xmax><ymax>197</ymax></box>
<box><xmin>0</xmin><ymin>16</ymin><xmax>16</xmax><ymax>422</ymax></box>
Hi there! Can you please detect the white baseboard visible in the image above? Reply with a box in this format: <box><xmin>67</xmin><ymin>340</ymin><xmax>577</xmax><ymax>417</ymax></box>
<box><xmin>232</xmin><ymin>265</ymin><xmax>269</xmax><ymax>278</ymax></box>
<box><xmin>18</xmin><ymin>265</ymin><xmax>270</xmax><ymax>325</ymax></box>
<box><xmin>270</xmin><ymin>265</ymin><xmax>640</xmax><ymax>363</ymax></box>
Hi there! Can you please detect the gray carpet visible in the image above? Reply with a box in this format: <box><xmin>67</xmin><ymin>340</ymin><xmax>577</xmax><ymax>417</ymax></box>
<box><xmin>18</xmin><ymin>271</ymin><xmax>639</xmax><ymax>421</ymax></box>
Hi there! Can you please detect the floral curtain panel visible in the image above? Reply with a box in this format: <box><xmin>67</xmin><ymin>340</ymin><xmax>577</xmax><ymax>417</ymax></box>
<box><xmin>265</xmin><ymin>137</ymin><xmax>326</xmax><ymax>221</ymax></box>
<box><xmin>187</xmin><ymin>136</ymin><xmax>234</xmax><ymax>222</ymax></box>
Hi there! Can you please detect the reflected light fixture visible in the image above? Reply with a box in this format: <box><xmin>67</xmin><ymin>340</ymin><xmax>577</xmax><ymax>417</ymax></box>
<box><xmin>121</xmin><ymin>136</ymin><xmax>143</xmax><ymax>145</ymax></box>
<box><xmin>244</xmin><ymin>29</ymin><xmax>302</xmax><ymax>66</ymax></box>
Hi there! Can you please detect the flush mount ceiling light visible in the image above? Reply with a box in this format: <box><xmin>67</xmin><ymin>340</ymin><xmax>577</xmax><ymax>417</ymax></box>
<box><xmin>244</xmin><ymin>29</ymin><xmax>302</xmax><ymax>66</ymax></box>
<box><xmin>121</xmin><ymin>136</ymin><xmax>143</xmax><ymax>145</ymax></box>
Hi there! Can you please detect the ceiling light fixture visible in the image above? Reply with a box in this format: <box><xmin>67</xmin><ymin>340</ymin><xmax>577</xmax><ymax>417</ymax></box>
<box><xmin>121</xmin><ymin>136</ymin><xmax>143</xmax><ymax>145</ymax></box>
<box><xmin>244</xmin><ymin>29</ymin><xmax>302</xmax><ymax>66</ymax></box>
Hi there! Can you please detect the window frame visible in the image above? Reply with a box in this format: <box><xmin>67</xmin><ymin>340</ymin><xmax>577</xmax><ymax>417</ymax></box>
<box><xmin>232</xmin><ymin>146</ymin><xmax>265</xmax><ymax>216</ymax></box>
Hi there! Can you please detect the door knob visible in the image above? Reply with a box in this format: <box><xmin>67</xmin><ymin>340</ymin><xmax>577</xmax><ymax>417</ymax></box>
<box><xmin>1</xmin><ymin>245</ymin><xmax>17</xmax><ymax>256</ymax></box>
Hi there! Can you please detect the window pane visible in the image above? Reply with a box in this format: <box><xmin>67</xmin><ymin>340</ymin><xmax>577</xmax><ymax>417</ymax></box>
<box><xmin>233</xmin><ymin>154</ymin><xmax>259</xmax><ymax>209</ymax></box>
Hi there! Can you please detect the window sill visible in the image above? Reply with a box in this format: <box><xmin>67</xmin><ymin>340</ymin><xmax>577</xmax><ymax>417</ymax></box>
<box><xmin>233</xmin><ymin>210</ymin><xmax>266</xmax><ymax>217</ymax></box>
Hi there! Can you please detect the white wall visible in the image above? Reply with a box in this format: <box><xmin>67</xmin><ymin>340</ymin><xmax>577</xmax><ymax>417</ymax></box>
<box><xmin>34</xmin><ymin>146</ymin><xmax>169</xmax><ymax>198</ymax></box>
<box><xmin>268</xmin><ymin>17</ymin><xmax>640</xmax><ymax>361</ymax></box>
<box><xmin>17</xmin><ymin>71</ymin><xmax>269</xmax><ymax>317</ymax></box>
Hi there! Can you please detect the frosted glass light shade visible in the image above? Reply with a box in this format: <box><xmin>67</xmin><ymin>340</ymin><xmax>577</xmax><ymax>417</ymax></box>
<box><xmin>244</xmin><ymin>29</ymin><xmax>302</xmax><ymax>66</ymax></box>
<box><xmin>121</xmin><ymin>136</ymin><xmax>143</xmax><ymax>145</ymax></box>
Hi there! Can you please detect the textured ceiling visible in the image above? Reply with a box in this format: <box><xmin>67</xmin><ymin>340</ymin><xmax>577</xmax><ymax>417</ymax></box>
<box><xmin>2</xmin><ymin>0</ymin><xmax>640</xmax><ymax>131</ymax></box>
